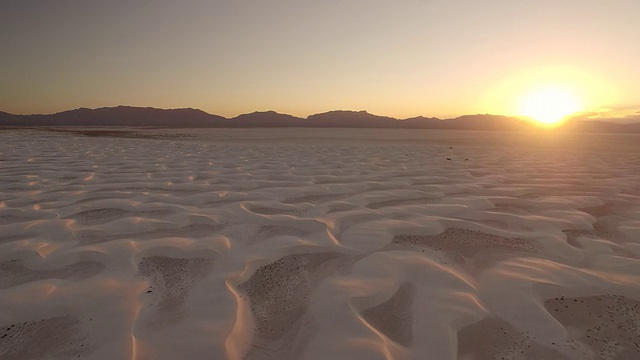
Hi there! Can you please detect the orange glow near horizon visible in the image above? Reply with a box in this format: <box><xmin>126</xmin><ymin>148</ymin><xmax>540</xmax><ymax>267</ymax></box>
<box><xmin>480</xmin><ymin>65</ymin><xmax>621</xmax><ymax>125</ymax></box>
<box><xmin>518</xmin><ymin>86</ymin><xmax>583</xmax><ymax>125</ymax></box>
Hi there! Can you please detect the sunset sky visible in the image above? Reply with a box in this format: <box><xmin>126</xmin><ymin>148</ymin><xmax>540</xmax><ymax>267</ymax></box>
<box><xmin>1</xmin><ymin>0</ymin><xmax>639</xmax><ymax>121</ymax></box>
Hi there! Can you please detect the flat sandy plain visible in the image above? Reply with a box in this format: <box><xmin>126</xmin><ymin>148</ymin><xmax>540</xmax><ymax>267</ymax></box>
<box><xmin>1</xmin><ymin>128</ymin><xmax>639</xmax><ymax>360</ymax></box>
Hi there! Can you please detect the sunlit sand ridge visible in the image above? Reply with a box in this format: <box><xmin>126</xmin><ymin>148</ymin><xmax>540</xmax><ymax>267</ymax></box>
<box><xmin>1</xmin><ymin>128</ymin><xmax>639</xmax><ymax>360</ymax></box>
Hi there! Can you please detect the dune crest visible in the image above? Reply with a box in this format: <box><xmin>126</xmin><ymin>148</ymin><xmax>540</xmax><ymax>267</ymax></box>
<box><xmin>1</xmin><ymin>128</ymin><xmax>639</xmax><ymax>359</ymax></box>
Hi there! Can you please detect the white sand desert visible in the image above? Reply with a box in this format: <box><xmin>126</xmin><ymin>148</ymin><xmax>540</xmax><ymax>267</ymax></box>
<box><xmin>1</xmin><ymin>128</ymin><xmax>639</xmax><ymax>360</ymax></box>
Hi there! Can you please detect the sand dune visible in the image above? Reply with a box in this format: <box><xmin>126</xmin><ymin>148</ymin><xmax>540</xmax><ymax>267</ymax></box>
<box><xmin>1</xmin><ymin>128</ymin><xmax>639</xmax><ymax>359</ymax></box>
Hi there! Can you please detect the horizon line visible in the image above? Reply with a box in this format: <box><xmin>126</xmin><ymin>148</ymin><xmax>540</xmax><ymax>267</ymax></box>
<box><xmin>2</xmin><ymin>105</ymin><xmax>639</xmax><ymax>125</ymax></box>
<box><xmin>0</xmin><ymin>104</ymin><xmax>553</xmax><ymax>122</ymax></box>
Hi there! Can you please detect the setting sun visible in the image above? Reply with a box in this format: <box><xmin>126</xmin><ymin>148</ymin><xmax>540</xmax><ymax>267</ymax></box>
<box><xmin>519</xmin><ymin>87</ymin><xmax>582</xmax><ymax>125</ymax></box>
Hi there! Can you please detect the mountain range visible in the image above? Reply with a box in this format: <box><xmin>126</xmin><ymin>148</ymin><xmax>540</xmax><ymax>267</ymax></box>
<box><xmin>1</xmin><ymin>106</ymin><xmax>640</xmax><ymax>133</ymax></box>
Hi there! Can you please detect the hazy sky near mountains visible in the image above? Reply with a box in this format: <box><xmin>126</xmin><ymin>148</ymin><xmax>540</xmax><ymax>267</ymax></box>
<box><xmin>1</xmin><ymin>0</ymin><xmax>639</xmax><ymax>119</ymax></box>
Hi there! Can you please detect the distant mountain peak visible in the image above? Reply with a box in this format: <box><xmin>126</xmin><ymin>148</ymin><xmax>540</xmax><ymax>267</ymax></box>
<box><xmin>0</xmin><ymin>106</ymin><xmax>638</xmax><ymax>132</ymax></box>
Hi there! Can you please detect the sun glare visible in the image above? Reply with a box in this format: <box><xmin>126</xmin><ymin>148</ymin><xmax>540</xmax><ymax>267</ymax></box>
<box><xmin>519</xmin><ymin>87</ymin><xmax>582</xmax><ymax>125</ymax></box>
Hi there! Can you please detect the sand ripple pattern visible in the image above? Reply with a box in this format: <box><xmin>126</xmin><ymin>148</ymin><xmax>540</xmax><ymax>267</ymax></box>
<box><xmin>1</xmin><ymin>128</ymin><xmax>640</xmax><ymax>359</ymax></box>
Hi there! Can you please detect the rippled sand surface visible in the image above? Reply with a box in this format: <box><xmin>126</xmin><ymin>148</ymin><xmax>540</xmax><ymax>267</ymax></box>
<box><xmin>1</xmin><ymin>128</ymin><xmax>639</xmax><ymax>359</ymax></box>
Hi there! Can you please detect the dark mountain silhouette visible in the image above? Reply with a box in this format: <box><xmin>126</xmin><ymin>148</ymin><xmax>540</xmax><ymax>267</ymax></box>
<box><xmin>306</xmin><ymin>110</ymin><xmax>399</xmax><ymax>128</ymax></box>
<box><xmin>229</xmin><ymin>111</ymin><xmax>306</xmax><ymax>127</ymax></box>
<box><xmin>0</xmin><ymin>106</ymin><xmax>225</xmax><ymax>127</ymax></box>
<box><xmin>441</xmin><ymin>114</ymin><xmax>534</xmax><ymax>131</ymax></box>
<box><xmin>304</xmin><ymin>112</ymin><xmax>533</xmax><ymax>130</ymax></box>
<box><xmin>400</xmin><ymin>116</ymin><xmax>445</xmax><ymax>129</ymax></box>
<box><xmin>0</xmin><ymin>111</ymin><xmax>20</xmax><ymax>125</ymax></box>
<box><xmin>1</xmin><ymin>106</ymin><xmax>639</xmax><ymax>133</ymax></box>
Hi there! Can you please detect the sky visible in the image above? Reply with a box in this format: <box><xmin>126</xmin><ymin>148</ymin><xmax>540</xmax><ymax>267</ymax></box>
<box><xmin>1</xmin><ymin>0</ymin><xmax>639</xmax><ymax>120</ymax></box>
